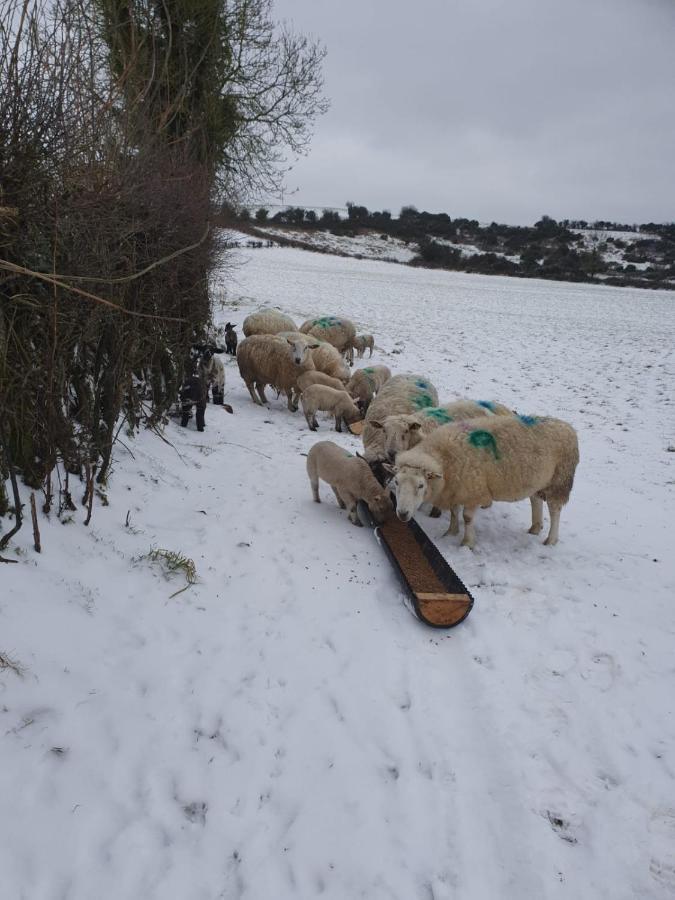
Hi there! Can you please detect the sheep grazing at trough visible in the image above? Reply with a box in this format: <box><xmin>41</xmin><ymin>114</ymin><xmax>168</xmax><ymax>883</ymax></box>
<box><xmin>224</xmin><ymin>322</ymin><xmax>238</xmax><ymax>355</ymax></box>
<box><xmin>306</xmin><ymin>441</ymin><xmax>394</xmax><ymax>527</ymax></box>
<box><xmin>379</xmin><ymin>398</ymin><xmax>513</xmax><ymax>461</ymax></box>
<box><xmin>391</xmin><ymin>415</ymin><xmax>579</xmax><ymax>548</ymax></box>
<box><xmin>236</xmin><ymin>334</ymin><xmax>319</xmax><ymax>410</ymax></box>
<box><xmin>296</xmin><ymin>371</ymin><xmax>347</xmax><ymax>393</ymax></box>
<box><xmin>347</xmin><ymin>365</ymin><xmax>392</xmax><ymax>414</ymax></box>
<box><xmin>361</xmin><ymin>374</ymin><xmax>439</xmax><ymax>465</ymax></box>
<box><xmin>242</xmin><ymin>308</ymin><xmax>297</xmax><ymax>337</ymax></box>
<box><xmin>300</xmin><ymin>385</ymin><xmax>364</xmax><ymax>432</ymax></box>
<box><xmin>352</xmin><ymin>334</ymin><xmax>374</xmax><ymax>358</ymax></box>
<box><xmin>299</xmin><ymin>316</ymin><xmax>357</xmax><ymax>364</ymax></box>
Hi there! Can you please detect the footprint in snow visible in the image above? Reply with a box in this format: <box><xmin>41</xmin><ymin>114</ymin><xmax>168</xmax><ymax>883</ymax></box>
<box><xmin>649</xmin><ymin>808</ymin><xmax>675</xmax><ymax>891</ymax></box>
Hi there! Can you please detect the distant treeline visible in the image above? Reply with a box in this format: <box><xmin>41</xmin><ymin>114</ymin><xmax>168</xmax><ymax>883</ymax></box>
<box><xmin>233</xmin><ymin>204</ymin><xmax>675</xmax><ymax>290</ymax></box>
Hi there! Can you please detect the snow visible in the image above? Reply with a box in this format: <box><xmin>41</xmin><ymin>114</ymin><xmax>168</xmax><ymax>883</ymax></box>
<box><xmin>2</xmin><ymin>245</ymin><xmax>675</xmax><ymax>900</ymax></box>
<box><xmin>253</xmin><ymin>224</ymin><xmax>418</xmax><ymax>263</ymax></box>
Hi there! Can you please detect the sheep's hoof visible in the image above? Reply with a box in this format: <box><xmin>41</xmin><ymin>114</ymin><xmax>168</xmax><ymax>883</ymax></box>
<box><xmin>528</xmin><ymin>523</ymin><xmax>543</xmax><ymax>535</ymax></box>
<box><xmin>543</xmin><ymin>536</ymin><xmax>558</xmax><ymax>546</ymax></box>
<box><xmin>429</xmin><ymin>506</ymin><xmax>442</xmax><ymax>518</ymax></box>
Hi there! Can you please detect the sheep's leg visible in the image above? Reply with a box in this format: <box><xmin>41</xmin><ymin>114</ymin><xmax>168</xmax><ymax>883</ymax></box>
<box><xmin>368</xmin><ymin>346</ymin><xmax>373</xmax><ymax>358</ymax></box>
<box><xmin>309</xmin><ymin>476</ymin><xmax>320</xmax><ymax>503</ymax></box>
<box><xmin>335</xmin><ymin>414</ymin><xmax>342</xmax><ymax>433</ymax></box>
<box><xmin>302</xmin><ymin>402</ymin><xmax>316</xmax><ymax>431</ymax></box>
<box><xmin>528</xmin><ymin>495</ymin><xmax>544</xmax><ymax>535</ymax></box>
<box><xmin>332</xmin><ymin>487</ymin><xmax>347</xmax><ymax>509</ymax></box>
<box><xmin>246</xmin><ymin>381</ymin><xmax>262</xmax><ymax>405</ymax></box>
<box><xmin>212</xmin><ymin>384</ymin><xmax>224</xmax><ymax>405</ymax></box>
<box><xmin>180</xmin><ymin>401</ymin><xmax>191</xmax><ymax>427</ymax></box>
<box><xmin>442</xmin><ymin>505</ymin><xmax>461</xmax><ymax>535</ymax></box>
<box><xmin>543</xmin><ymin>501</ymin><xmax>562</xmax><ymax>546</ymax></box>
<box><xmin>429</xmin><ymin>506</ymin><xmax>442</xmax><ymax>518</ymax></box>
<box><xmin>255</xmin><ymin>381</ymin><xmax>268</xmax><ymax>404</ymax></box>
<box><xmin>459</xmin><ymin>506</ymin><xmax>477</xmax><ymax>548</ymax></box>
<box><xmin>195</xmin><ymin>403</ymin><xmax>206</xmax><ymax>432</ymax></box>
<box><xmin>290</xmin><ymin>388</ymin><xmax>300</xmax><ymax>412</ymax></box>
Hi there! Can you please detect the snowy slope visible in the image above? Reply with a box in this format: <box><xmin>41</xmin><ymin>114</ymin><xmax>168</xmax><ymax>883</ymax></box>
<box><xmin>2</xmin><ymin>246</ymin><xmax>675</xmax><ymax>900</ymax></box>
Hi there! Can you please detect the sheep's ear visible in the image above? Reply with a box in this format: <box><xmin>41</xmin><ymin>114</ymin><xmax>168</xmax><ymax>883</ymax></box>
<box><xmin>425</xmin><ymin>470</ymin><xmax>442</xmax><ymax>480</ymax></box>
<box><xmin>370</xmin><ymin>420</ymin><xmax>383</xmax><ymax>429</ymax></box>
<box><xmin>308</xmin><ymin>340</ymin><xmax>321</xmax><ymax>349</ymax></box>
<box><xmin>409</xmin><ymin>421</ymin><xmax>421</xmax><ymax>431</ymax></box>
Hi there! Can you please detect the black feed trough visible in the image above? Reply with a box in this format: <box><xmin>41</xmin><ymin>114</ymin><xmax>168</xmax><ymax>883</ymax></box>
<box><xmin>357</xmin><ymin>500</ymin><xmax>474</xmax><ymax>628</ymax></box>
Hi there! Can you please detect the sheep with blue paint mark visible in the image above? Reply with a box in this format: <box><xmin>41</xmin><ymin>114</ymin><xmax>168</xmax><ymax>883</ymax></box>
<box><xmin>390</xmin><ymin>415</ymin><xmax>579</xmax><ymax>548</ymax></box>
<box><xmin>380</xmin><ymin>398</ymin><xmax>513</xmax><ymax>461</ymax></box>
<box><xmin>346</xmin><ymin>365</ymin><xmax>391</xmax><ymax>413</ymax></box>
<box><xmin>362</xmin><ymin>374</ymin><xmax>439</xmax><ymax>465</ymax></box>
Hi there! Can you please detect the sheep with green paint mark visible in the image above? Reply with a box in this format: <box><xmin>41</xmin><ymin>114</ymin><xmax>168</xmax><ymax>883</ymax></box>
<box><xmin>299</xmin><ymin>316</ymin><xmax>357</xmax><ymax>364</ymax></box>
<box><xmin>362</xmin><ymin>374</ymin><xmax>439</xmax><ymax>464</ymax></box>
<box><xmin>347</xmin><ymin>365</ymin><xmax>391</xmax><ymax>413</ymax></box>
<box><xmin>381</xmin><ymin>398</ymin><xmax>513</xmax><ymax>461</ymax></box>
<box><xmin>390</xmin><ymin>415</ymin><xmax>579</xmax><ymax>548</ymax></box>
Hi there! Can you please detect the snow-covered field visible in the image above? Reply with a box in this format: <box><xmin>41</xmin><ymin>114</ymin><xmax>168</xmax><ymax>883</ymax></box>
<box><xmin>3</xmin><ymin>246</ymin><xmax>675</xmax><ymax>899</ymax></box>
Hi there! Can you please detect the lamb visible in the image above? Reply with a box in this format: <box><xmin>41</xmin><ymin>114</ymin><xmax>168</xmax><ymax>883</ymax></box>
<box><xmin>391</xmin><ymin>415</ymin><xmax>579</xmax><ymax>548</ymax></box>
<box><xmin>362</xmin><ymin>374</ymin><xmax>439</xmax><ymax>464</ymax></box>
<box><xmin>299</xmin><ymin>316</ymin><xmax>357</xmax><ymax>364</ymax></box>
<box><xmin>200</xmin><ymin>350</ymin><xmax>226</xmax><ymax>404</ymax></box>
<box><xmin>306</xmin><ymin>440</ymin><xmax>394</xmax><ymax>527</ymax></box>
<box><xmin>347</xmin><ymin>365</ymin><xmax>391</xmax><ymax>414</ymax></box>
<box><xmin>300</xmin><ymin>385</ymin><xmax>364</xmax><ymax>432</ymax></box>
<box><xmin>224</xmin><ymin>322</ymin><xmax>238</xmax><ymax>355</ymax></box>
<box><xmin>379</xmin><ymin>398</ymin><xmax>513</xmax><ymax>461</ymax></box>
<box><xmin>180</xmin><ymin>344</ymin><xmax>229</xmax><ymax>429</ymax></box>
<box><xmin>352</xmin><ymin>333</ymin><xmax>374</xmax><ymax>358</ymax></box>
<box><xmin>296</xmin><ymin>371</ymin><xmax>347</xmax><ymax>393</ymax></box>
<box><xmin>242</xmin><ymin>308</ymin><xmax>297</xmax><ymax>337</ymax></box>
<box><xmin>236</xmin><ymin>334</ymin><xmax>318</xmax><ymax>411</ymax></box>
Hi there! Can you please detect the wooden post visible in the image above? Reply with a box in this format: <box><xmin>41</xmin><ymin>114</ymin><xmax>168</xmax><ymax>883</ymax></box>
<box><xmin>30</xmin><ymin>492</ymin><xmax>41</xmax><ymax>553</ymax></box>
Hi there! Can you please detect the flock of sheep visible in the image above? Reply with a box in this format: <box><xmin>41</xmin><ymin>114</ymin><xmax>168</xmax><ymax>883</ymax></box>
<box><xmin>195</xmin><ymin>307</ymin><xmax>580</xmax><ymax>550</ymax></box>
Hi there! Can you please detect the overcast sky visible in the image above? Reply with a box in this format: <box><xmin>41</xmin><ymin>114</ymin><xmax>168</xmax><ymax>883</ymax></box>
<box><xmin>270</xmin><ymin>0</ymin><xmax>675</xmax><ymax>225</ymax></box>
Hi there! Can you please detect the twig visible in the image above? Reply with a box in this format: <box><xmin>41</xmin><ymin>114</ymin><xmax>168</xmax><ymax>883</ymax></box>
<box><xmin>9</xmin><ymin>225</ymin><xmax>210</xmax><ymax>285</ymax></box>
<box><xmin>83</xmin><ymin>463</ymin><xmax>96</xmax><ymax>526</ymax></box>
<box><xmin>30</xmin><ymin>493</ymin><xmax>41</xmax><ymax>552</ymax></box>
<box><xmin>0</xmin><ymin>259</ymin><xmax>189</xmax><ymax>323</ymax></box>
<box><xmin>0</xmin><ymin>556</ymin><xmax>18</xmax><ymax>564</ymax></box>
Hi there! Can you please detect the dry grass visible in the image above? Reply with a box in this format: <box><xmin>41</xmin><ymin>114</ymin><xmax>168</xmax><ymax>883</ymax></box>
<box><xmin>145</xmin><ymin>548</ymin><xmax>198</xmax><ymax>599</ymax></box>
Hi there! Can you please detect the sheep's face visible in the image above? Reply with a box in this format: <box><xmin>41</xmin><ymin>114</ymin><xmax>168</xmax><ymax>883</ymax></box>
<box><xmin>287</xmin><ymin>338</ymin><xmax>312</xmax><ymax>366</ymax></box>
<box><xmin>367</xmin><ymin>489</ymin><xmax>394</xmax><ymax>524</ymax></box>
<box><xmin>383</xmin><ymin>415</ymin><xmax>422</xmax><ymax>460</ymax></box>
<box><xmin>392</xmin><ymin>466</ymin><xmax>441</xmax><ymax>523</ymax></box>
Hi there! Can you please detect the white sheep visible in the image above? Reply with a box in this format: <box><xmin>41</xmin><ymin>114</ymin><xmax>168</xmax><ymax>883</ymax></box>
<box><xmin>237</xmin><ymin>334</ymin><xmax>318</xmax><ymax>411</ymax></box>
<box><xmin>310</xmin><ymin>341</ymin><xmax>351</xmax><ymax>383</ymax></box>
<box><xmin>300</xmin><ymin>384</ymin><xmax>364</xmax><ymax>432</ymax></box>
<box><xmin>299</xmin><ymin>316</ymin><xmax>357</xmax><ymax>364</ymax></box>
<box><xmin>352</xmin><ymin>334</ymin><xmax>374</xmax><ymax>358</ymax></box>
<box><xmin>347</xmin><ymin>365</ymin><xmax>391</xmax><ymax>414</ymax></box>
<box><xmin>297</xmin><ymin>371</ymin><xmax>348</xmax><ymax>393</ymax></box>
<box><xmin>379</xmin><ymin>398</ymin><xmax>513</xmax><ymax>460</ymax></box>
<box><xmin>306</xmin><ymin>440</ymin><xmax>394</xmax><ymax>526</ymax></box>
<box><xmin>391</xmin><ymin>415</ymin><xmax>579</xmax><ymax>548</ymax></box>
<box><xmin>201</xmin><ymin>352</ymin><xmax>225</xmax><ymax>404</ymax></box>
<box><xmin>243</xmin><ymin>308</ymin><xmax>297</xmax><ymax>337</ymax></box>
<box><xmin>362</xmin><ymin>374</ymin><xmax>439</xmax><ymax>464</ymax></box>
